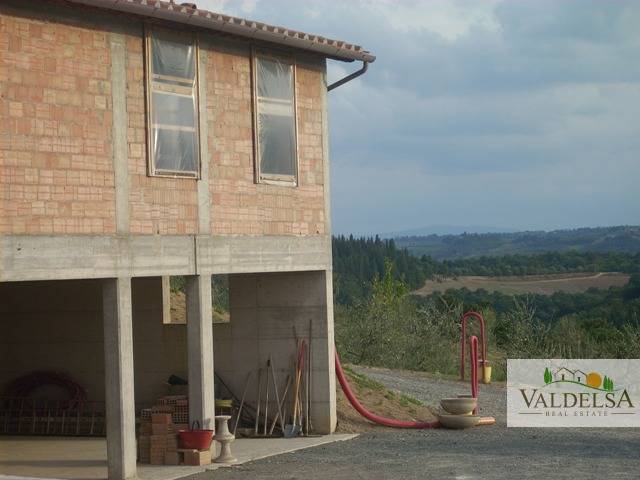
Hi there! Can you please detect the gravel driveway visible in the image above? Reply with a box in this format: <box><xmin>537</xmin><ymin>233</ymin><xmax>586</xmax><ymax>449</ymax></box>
<box><xmin>189</xmin><ymin>367</ymin><xmax>640</xmax><ymax>480</ymax></box>
<box><xmin>352</xmin><ymin>365</ymin><xmax>506</xmax><ymax>425</ymax></box>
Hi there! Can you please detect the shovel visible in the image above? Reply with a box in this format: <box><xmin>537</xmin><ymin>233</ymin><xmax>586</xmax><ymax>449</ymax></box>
<box><xmin>284</xmin><ymin>340</ymin><xmax>306</xmax><ymax>438</ymax></box>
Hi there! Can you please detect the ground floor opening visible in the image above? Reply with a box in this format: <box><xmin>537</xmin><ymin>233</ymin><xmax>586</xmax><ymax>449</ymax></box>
<box><xmin>0</xmin><ymin>270</ymin><xmax>337</xmax><ymax>479</ymax></box>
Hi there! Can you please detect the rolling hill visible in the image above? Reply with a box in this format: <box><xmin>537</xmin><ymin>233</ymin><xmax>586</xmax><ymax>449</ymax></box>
<box><xmin>395</xmin><ymin>226</ymin><xmax>640</xmax><ymax>260</ymax></box>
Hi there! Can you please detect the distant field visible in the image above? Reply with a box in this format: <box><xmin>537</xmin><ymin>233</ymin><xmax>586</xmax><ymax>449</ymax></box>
<box><xmin>415</xmin><ymin>272</ymin><xmax>630</xmax><ymax>296</ymax></box>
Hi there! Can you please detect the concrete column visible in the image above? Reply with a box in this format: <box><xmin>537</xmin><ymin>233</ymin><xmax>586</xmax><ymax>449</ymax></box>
<box><xmin>186</xmin><ymin>275</ymin><xmax>215</xmax><ymax>429</ymax></box>
<box><xmin>320</xmin><ymin>59</ymin><xmax>332</xmax><ymax>235</ymax></box>
<box><xmin>102</xmin><ymin>277</ymin><xmax>137</xmax><ymax>480</ymax></box>
<box><xmin>196</xmin><ymin>43</ymin><xmax>211</xmax><ymax>235</ymax></box>
<box><xmin>313</xmin><ymin>269</ymin><xmax>337</xmax><ymax>434</ymax></box>
<box><xmin>109</xmin><ymin>32</ymin><xmax>130</xmax><ymax>234</ymax></box>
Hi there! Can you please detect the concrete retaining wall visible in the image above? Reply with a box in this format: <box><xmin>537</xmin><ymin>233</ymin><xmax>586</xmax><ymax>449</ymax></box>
<box><xmin>213</xmin><ymin>270</ymin><xmax>336</xmax><ymax>434</ymax></box>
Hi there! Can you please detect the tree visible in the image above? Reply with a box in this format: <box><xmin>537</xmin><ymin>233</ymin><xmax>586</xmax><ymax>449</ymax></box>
<box><xmin>603</xmin><ymin>376</ymin><xmax>614</xmax><ymax>391</ymax></box>
<box><xmin>544</xmin><ymin>367</ymin><xmax>552</xmax><ymax>384</ymax></box>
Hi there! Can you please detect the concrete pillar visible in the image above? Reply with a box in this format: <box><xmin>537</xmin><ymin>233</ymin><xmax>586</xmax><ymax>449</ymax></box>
<box><xmin>109</xmin><ymin>32</ymin><xmax>130</xmax><ymax>235</ymax></box>
<box><xmin>314</xmin><ymin>269</ymin><xmax>337</xmax><ymax>434</ymax></box>
<box><xmin>186</xmin><ymin>275</ymin><xmax>215</xmax><ymax>429</ymax></box>
<box><xmin>102</xmin><ymin>277</ymin><xmax>137</xmax><ymax>480</ymax></box>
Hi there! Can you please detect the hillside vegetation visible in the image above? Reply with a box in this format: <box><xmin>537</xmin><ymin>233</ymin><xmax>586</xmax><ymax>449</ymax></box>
<box><xmin>335</xmin><ymin>262</ymin><xmax>640</xmax><ymax>381</ymax></box>
<box><xmin>333</xmin><ymin>234</ymin><xmax>640</xmax><ymax>305</ymax></box>
<box><xmin>395</xmin><ymin>225</ymin><xmax>640</xmax><ymax>260</ymax></box>
<box><xmin>333</xmin><ymin>231</ymin><xmax>640</xmax><ymax>381</ymax></box>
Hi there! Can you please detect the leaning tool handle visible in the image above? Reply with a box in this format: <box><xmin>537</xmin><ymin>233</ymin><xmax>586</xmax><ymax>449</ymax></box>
<box><xmin>292</xmin><ymin>341</ymin><xmax>306</xmax><ymax>424</ymax></box>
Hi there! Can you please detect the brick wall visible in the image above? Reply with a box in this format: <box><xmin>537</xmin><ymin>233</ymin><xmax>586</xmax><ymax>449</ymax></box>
<box><xmin>206</xmin><ymin>46</ymin><xmax>326</xmax><ymax>236</ymax></box>
<box><xmin>0</xmin><ymin>5</ymin><xmax>327</xmax><ymax>237</ymax></box>
<box><xmin>125</xmin><ymin>34</ymin><xmax>199</xmax><ymax>235</ymax></box>
<box><xmin>0</xmin><ymin>11</ymin><xmax>116</xmax><ymax>235</ymax></box>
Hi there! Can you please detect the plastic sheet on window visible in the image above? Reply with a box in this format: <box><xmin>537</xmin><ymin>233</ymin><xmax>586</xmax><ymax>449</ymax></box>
<box><xmin>152</xmin><ymin>91</ymin><xmax>196</xmax><ymax>128</ymax></box>
<box><xmin>152</xmin><ymin>33</ymin><xmax>195</xmax><ymax>81</ymax></box>
<box><xmin>257</xmin><ymin>57</ymin><xmax>293</xmax><ymax>100</ymax></box>
<box><xmin>153</xmin><ymin>128</ymin><xmax>198</xmax><ymax>173</ymax></box>
<box><xmin>149</xmin><ymin>31</ymin><xmax>199</xmax><ymax>174</ymax></box>
<box><xmin>259</xmin><ymin>113</ymin><xmax>296</xmax><ymax>176</ymax></box>
<box><xmin>256</xmin><ymin>57</ymin><xmax>296</xmax><ymax>177</ymax></box>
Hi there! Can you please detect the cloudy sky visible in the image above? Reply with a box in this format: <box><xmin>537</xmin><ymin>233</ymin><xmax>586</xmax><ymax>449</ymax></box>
<box><xmin>200</xmin><ymin>0</ymin><xmax>640</xmax><ymax>235</ymax></box>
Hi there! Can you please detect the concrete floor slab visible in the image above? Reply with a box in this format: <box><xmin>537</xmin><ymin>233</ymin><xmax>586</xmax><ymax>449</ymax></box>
<box><xmin>0</xmin><ymin>434</ymin><xmax>357</xmax><ymax>480</ymax></box>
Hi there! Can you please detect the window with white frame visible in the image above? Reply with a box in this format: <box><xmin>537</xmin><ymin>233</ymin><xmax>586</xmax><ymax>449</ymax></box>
<box><xmin>146</xmin><ymin>29</ymin><xmax>200</xmax><ymax>177</ymax></box>
<box><xmin>254</xmin><ymin>53</ymin><xmax>298</xmax><ymax>184</ymax></box>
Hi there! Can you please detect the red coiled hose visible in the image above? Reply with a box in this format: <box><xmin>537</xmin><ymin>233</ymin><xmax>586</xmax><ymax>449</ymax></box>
<box><xmin>334</xmin><ymin>351</ymin><xmax>440</xmax><ymax>429</ymax></box>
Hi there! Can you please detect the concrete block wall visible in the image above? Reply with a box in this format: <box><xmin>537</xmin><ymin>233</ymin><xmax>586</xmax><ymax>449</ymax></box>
<box><xmin>1</xmin><ymin>2</ymin><xmax>328</xmax><ymax>237</ymax></box>
<box><xmin>0</xmin><ymin>278</ymin><xmax>187</xmax><ymax>406</ymax></box>
<box><xmin>214</xmin><ymin>270</ymin><xmax>336</xmax><ymax>434</ymax></box>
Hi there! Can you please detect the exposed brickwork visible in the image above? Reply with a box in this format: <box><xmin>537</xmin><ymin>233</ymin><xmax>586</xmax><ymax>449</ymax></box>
<box><xmin>0</xmin><ymin>6</ymin><xmax>327</xmax><ymax>237</ymax></box>
<box><xmin>206</xmin><ymin>47</ymin><xmax>326</xmax><ymax>236</ymax></box>
<box><xmin>0</xmin><ymin>12</ymin><xmax>116</xmax><ymax>234</ymax></box>
<box><xmin>125</xmin><ymin>34</ymin><xmax>199</xmax><ymax>235</ymax></box>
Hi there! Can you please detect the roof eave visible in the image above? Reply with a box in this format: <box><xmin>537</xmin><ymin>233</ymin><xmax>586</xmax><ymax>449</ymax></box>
<box><xmin>66</xmin><ymin>0</ymin><xmax>376</xmax><ymax>63</ymax></box>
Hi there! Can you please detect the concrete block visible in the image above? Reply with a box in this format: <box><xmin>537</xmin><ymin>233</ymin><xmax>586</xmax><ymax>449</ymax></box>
<box><xmin>255</xmin><ymin>306</ymin><xmax>327</xmax><ymax>340</ymax></box>
<box><xmin>230</xmin><ymin>338</ymin><xmax>259</xmax><ymax>371</ymax></box>
<box><xmin>228</xmin><ymin>274</ymin><xmax>257</xmax><ymax>308</ymax></box>
<box><xmin>212</xmin><ymin>322</ymin><xmax>232</xmax><ymax>340</ymax></box>
<box><xmin>229</xmin><ymin>307</ymin><xmax>259</xmax><ymax>339</ymax></box>
<box><xmin>211</xmin><ymin>339</ymin><xmax>233</xmax><ymax>370</ymax></box>
<box><xmin>256</xmin><ymin>271</ymin><xmax>326</xmax><ymax>307</ymax></box>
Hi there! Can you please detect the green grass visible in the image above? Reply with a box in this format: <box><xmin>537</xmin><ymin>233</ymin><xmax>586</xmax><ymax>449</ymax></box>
<box><xmin>343</xmin><ymin>364</ymin><xmax>424</xmax><ymax>407</ymax></box>
<box><xmin>399</xmin><ymin>393</ymin><xmax>422</xmax><ymax>407</ymax></box>
<box><xmin>342</xmin><ymin>364</ymin><xmax>387</xmax><ymax>392</ymax></box>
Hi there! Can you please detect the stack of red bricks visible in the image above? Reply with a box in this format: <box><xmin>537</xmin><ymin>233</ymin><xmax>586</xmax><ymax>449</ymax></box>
<box><xmin>138</xmin><ymin>395</ymin><xmax>190</xmax><ymax>465</ymax></box>
<box><xmin>137</xmin><ymin>413</ymin><xmax>180</xmax><ymax>465</ymax></box>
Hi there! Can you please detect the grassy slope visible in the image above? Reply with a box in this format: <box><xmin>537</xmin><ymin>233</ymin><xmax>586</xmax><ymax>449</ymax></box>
<box><xmin>336</xmin><ymin>366</ymin><xmax>437</xmax><ymax>433</ymax></box>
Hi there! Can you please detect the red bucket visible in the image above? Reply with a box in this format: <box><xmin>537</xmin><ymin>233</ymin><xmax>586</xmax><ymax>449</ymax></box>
<box><xmin>178</xmin><ymin>421</ymin><xmax>214</xmax><ymax>450</ymax></box>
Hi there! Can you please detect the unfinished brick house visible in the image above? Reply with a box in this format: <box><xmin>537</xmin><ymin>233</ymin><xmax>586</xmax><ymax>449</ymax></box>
<box><xmin>0</xmin><ymin>0</ymin><xmax>373</xmax><ymax>478</ymax></box>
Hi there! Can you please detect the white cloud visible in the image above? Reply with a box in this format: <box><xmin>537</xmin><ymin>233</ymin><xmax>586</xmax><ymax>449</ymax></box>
<box><xmin>196</xmin><ymin>0</ymin><xmax>255</xmax><ymax>16</ymax></box>
<box><xmin>365</xmin><ymin>0</ymin><xmax>502</xmax><ymax>40</ymax></box>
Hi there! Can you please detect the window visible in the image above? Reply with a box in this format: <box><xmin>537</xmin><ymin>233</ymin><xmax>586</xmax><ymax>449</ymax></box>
<box><xmin>146</xmin><ymin>29</ymin><xmax>200</xmax><ymax>177</ymax></box>
<box><xmin>253</xmin><ymin>52</ymin><xmax>298</xmax><ymax>185</ymax></box>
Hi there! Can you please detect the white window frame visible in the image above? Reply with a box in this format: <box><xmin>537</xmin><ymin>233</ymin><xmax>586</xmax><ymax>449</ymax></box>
<box><xmin>145</xmin><ymin>27</ymin><xmax>201</xmax><ymax>179</ymax></box>
<box><xmin>252</xmin><ymin>48</ymin><xmax>299</xmax><ymax>186</ymax></box>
